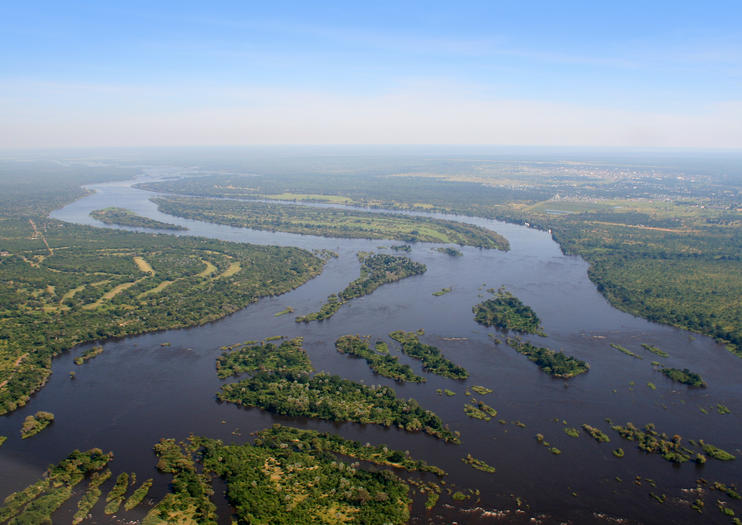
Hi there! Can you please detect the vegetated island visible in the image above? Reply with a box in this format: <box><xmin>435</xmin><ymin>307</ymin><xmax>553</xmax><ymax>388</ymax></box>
<box><xmin>146</xmin><ymin>427</ymin><xmax>446</xmax><ymax>525</ymax></box>
<box><xmin>216</xmin><ymin>338</ymin><xmax>312</xmax><ymax>379</ymax></box>
<box><xmin>434</xmin><ymin>247</ymin><xmax>463</xmax><ymax>256</ymax></box>
<box><xmin>432</xmin><ymin>287</ymin><xmax>452</xmax><ymax>296</ymax></box>
<box><xmin>151</xmin><ymin>195</ymin><xmax>509</xmax><ymax>249</ymax></box>
<box><xmin>473</xmin><ymin>287</ymin><xmax>545</xmax><ymax>335</ymax></box>
<box><xmin>90</xmin><ymin>207</ymin><xmax>186</xmax><ymax>230</ymax></box>
<box><xmin>389</xmin><ymin>330</ymin><xmax>468</xmax><ymax>380</ymax></box>
<box><xmin>462</xmin><ymin>454</ymin><xmax>495</xmax><ymax>473</ymax></box>
<box><xmin>641</xmin><ymin>343</ymin><xmax>669</xmax><ymax>358</ymax></box>
<box><xmin>506</xmin><ymin>338</ymin><xmax>589</xmax><ymax>379</ymax></box>
<box><xmin>0</xmin><ymin>448</ymin><xmax>113</xmax><ymax>524</ymax></box>
<box><xmin>216</xmin><ymin>336</ymin><xmax>459</xmax><ymax>443</ymax></box>
<box><xmin>296</xmin><ymin>253</ymin><xmax>426</xmax><ymax>322</ymax></box>
<box><xmin>659</xmin><ymin>367</ymin><xmax>706</xmax><ymax>387</ymax></box>
<box><xmin>0</xmin><ymin>217</ymin><xmax>324</xmax><ymax>416</ymax></box>
<box><xmin>609</xmin><ymin>343</ymin><xmax>642</xmax><ymax>359</ymax></box>
<box><xmin>335</xmin><ymin>335</ymin><xmax>425</xmax><ymax>383</ymax></box>
<box><xmin>74</xmin><ymin>345</ymin><xmax>103</xmax><ymax>365</ymax></box>
<box><xmin>610</xmin><ymin>422</ymin><xmax>735</xmax><ymax>463</ymax></box>
<box><xmin>20</xmin><ymin>410</ymin><xmax>55</xmax><ymax>438</ymax></box>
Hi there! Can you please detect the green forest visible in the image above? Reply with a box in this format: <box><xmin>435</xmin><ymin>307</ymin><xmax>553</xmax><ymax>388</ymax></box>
<box><xmin>216</xmin><ymin>337</ymin><xmax>312</xmax><ymax>378</ymax></box>
<box><xmin>90</xmin><ymin>207</ymin><xmax>186</xmax><ymax>230</ymax></box>
<box><xmin>0</xmin><ymin>217</ymin><xmax>323</xmax><ymax>414</ymax></box>
<box><xmin>473</xmin><ymin>287</ymin><xmax>544</xmax><ymax>335</ymax></box>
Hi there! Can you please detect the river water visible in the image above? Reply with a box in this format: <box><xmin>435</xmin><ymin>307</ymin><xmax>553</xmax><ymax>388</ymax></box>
<box><xmin>1</xmin><ymin>170</ymin><xmax>740</xmax><ymax>524</ymax></box>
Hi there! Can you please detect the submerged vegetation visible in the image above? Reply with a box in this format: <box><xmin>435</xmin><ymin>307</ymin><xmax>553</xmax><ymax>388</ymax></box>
<box><xmin>462</xmin><ymin>454</ymin><xmax>496</xmax><ymax>473</ymax></box>
<box><xmin>335</xmin><ymin>335</ymin><xmax>425</xmax><ymax>383</ymax></box>
<box><xmin>473</xmin><ymin>287</ymin><xmax>544</xmax><ymax>335</ymax></box>
<box><xmin>610</xmin><ymin>422</ymin><xmax>735</xmax><ymax>464</ymax></box>
<box><xmin>0</xmin><ymin>448</ymin><xmax>112</xmax><ymax>524</ymax></box>
<box><xmin>641</xmin><ymin>343</ymin><xmax>669</xmax><ymax>358</ymax></box>
<box><xmin>506</xmin><ymin>338</ymin><xmax>589</xmax><ymax>378</ymax></box>
<box><xmin>609</xmin><ymin>343</ymin><xmax>642</xmax><ymax>359</ymax></box>
<box><xmin>152</xmin><ymin>195</ymin><xmax>509</xmax><ymax>249</ymax></box>
<box><xmin>389</xmin><ymin>330</ymin><xmax>468</xmax><ymax>380</ymax></box>
<box><xmin>20</xmin><ymin>410</ymin><xmax>55</xmax><ymax>439</ymax></box>
<box><xmin>296</xmin><ymin>254</ymin><xmax>426</xmax><ymax>322</ymax></box>
<box><xmin>90</xmin><ymin>207</ymin><xmax>186</xmax><ymax>230</ymax></box>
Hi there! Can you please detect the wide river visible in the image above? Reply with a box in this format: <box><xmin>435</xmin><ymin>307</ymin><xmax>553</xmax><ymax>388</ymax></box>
<box><xmin>1</xmin><ymin>169</ymin><xmax>740</xmax><ymax>524</ymax></box>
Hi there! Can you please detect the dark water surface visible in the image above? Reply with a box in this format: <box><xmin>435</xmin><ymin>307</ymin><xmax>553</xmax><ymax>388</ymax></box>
<box><xmin>1</xmin><ymin>169</ymin><xmax>740</xmax><ymax>524</ymax></box>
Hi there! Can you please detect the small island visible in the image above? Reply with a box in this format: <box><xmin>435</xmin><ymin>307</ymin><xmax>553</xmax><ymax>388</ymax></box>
<box><xmin>506</xmin><ymin>338</ymin><xmax>589</xmax><ymax>378</ymax></box>
<box><xmin>335</xmin><ymin>335</ymin><xmax>425</xmax><ymax>383</ymax></box>
<box><xmin>20</xmin><ymin>410</ymin><xmax>55</xmax><ymax>439</ymax></box>
<box><xmin>473</xmin><ymin>287</ymin><xmax>545</xmax><ymax>335</ymax></box>
<box><xmin>217</xmin><ymin>338</ymin><xmax>312</xmax><ymax>378</ymax></box>
<box><xmin>660</xmin><ymin>367</ymin><xmax>706</xmax><ymax>387</ymax></box>
<box><xmin>74</xmin><ymin>345</ymin><xmax>103</xmax><ymax>365</ymax></box>
<box><xmin>296</xmin><ymin>254</ymin><xmax>426</xmax><ymax>322</ymax></box>
<box><xmin>90</xmin><ymin>207</ymin><xmax>187</xmax><ymax>230</ymax></box>
<box><xmin>389</xmin><ymin>330</ymin><xmax>468</xmax><ymax>380</ymax></box>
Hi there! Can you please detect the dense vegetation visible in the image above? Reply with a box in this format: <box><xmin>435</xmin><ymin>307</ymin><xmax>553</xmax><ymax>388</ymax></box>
<box><xmin>506</xmin><ymin>338</ymin><xmax>589</xmax><ymax>378</ymax></box>
<box><xmin>20</xmin><ymin>410</ymin><xmax>55</xmax><ymax>439</ymax></box>
<box><xmin>72</xmin><ymin>468</ymin><xmax>111</xmax><ymax>524</ymax></box>
<box><xmin>296</xmin><ymin>253</ymin><xmax>426</xmax><ymax>322</ymax></box>
<box><xmin>143</xmin><ymin>438</ymin><xmax>217</xmax><ymax>525</ymax></box>
<box><xmin>660</xmin><ymin>367</ymin><xmax>706</xmax><ymax>387</ymax></box>
<box><xmin>473</xmin><ymin>287</ymin><xmax>544</xmax><ymax>335</ymax></box>
<box><xmin>389</xmin><ymin>330</ymin><xmax>468</xmax><ymax>380</ymax></box>
<box><xmin>464</xmin><ymin>399</ymin><xmax>498</xmax><ymax>421</ymax></box>
<box><xmin>152</xmin><ymin>195</ymin><xmax>509</xmax><ymax>249</ymax></box>
<box><xmin>197</xmin><ymin>435</ymin><xmax>412</xmax><ymax>524</ymax></box>
<box><xmin>90</xmin><ymin>207</ymin><xmax>186</xmax><ymax>230</ymax></box>
<box><xmin>253</xmin><ymin>425</ymin><xmax>446</xmax><ymax>475</ymax></box>
<box><xmin>0</xmin><ymin>448</ymin><xmax>113</xmax><ymax>524</ymax></box>
<box><xmin>335</xmin><ymin>335</ymin><xmax>425</xmax><ymax>383</ymax></box>
<box><xmin>0</xmin><ymin>218</ymin><xmax>323</xmax><ymax>414</ymax></box>
<box><xmin>216</xmin><ymin>337</ymin><xmax>312</xmax><ymax>378</ymax></box>
<box><xmin>219</xmin><ymin>372</ymin><xmax>459</xmax><ymax>442</ymax></box>
<box><xmin>216</xmin><ymin>337</ymin><xmax>457</xmax><ymax>442</ymax></box>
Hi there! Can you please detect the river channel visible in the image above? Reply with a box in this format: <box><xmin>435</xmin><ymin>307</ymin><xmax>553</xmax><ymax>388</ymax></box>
<box><xmin>1</xmin><ymin>169</ymin><xmax>740</xmax><ymax>524</ymax></box>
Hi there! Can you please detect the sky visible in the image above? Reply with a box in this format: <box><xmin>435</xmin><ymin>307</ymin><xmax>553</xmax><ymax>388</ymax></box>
<box><xmin>1</xmin><ymin>1</ymin><xmax>741</xmax><ymax>149</ymax></box>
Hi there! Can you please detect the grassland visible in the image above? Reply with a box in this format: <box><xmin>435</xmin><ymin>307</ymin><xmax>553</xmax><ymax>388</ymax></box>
<box><xmin>90</xmin><ymin>207</ymin><xmax>187</xmax><ymax>230</ymax></box>
<box><xmin>152</xmin><ymin>195</ymin><xmax>509</xmax><ymax>249</ymax></box>
<box><xmin>0</xmin><ymin>218</ymin><xmax>324</xmax><ymax>415</ymax></box>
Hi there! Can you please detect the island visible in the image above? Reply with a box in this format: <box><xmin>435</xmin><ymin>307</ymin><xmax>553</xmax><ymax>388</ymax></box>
<box><xmin>335</xmin><ymin>335</ymin><xmax>425</xmax><ymax>383</ymax></box>
<box><xmin>473</xmin><ymin>287</ymin><xmax>545</xmax><ymax>335</ymax></box>
<box><xmin>90</xmin><ymin>207</ymin><xmax>187</xmax><ymax>230</ymax></box>
<box><xmin>389</xmin><ymin>330</ymin><xmax>468</xmax><ymax>380</ymax></box>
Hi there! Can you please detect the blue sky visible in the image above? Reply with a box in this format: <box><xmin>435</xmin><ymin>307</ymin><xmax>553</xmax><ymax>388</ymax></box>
<box><xmin>1</xmin><ymin>1</ymin><xmax>740</xmax><ymax>148</ymax></box>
